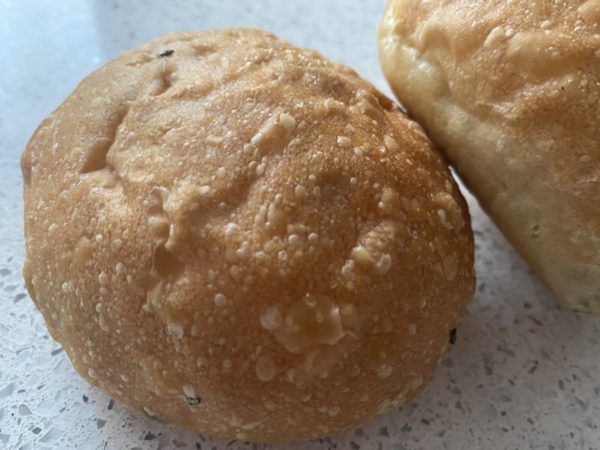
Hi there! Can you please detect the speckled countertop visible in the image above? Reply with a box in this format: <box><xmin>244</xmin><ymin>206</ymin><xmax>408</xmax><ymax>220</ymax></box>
<box><xmin>1</xmin><ymin>1</ymin><xmax>599</xmax><ymax>449</ymax></box>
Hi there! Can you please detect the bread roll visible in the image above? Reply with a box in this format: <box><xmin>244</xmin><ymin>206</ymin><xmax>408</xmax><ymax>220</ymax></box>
<box><xmin>22</xmin><ymin>29</ymin><xmax>475</xmax><ymax>442</ymax></box>
<box><xmin>379</xmin><ymin>0</ymin><xmax>600</xmax><ymax>313</ymax></box>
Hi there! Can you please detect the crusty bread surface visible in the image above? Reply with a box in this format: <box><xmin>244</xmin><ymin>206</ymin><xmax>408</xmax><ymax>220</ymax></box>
<box><xmin>22</xmin><ymin>29</ymin><xmax>475</xmax><ymax>442</ymax></box>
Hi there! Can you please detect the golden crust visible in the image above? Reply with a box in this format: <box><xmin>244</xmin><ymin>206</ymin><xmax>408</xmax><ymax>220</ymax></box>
<box><xmin>379</xmin><ymin>0</ymin><xmax>600</xmax><ymax>312</ymax></box>
<box><xmin>22</xmin><ymin>29</ymin><xmax>474</xmax><ymax>442</ymax></box>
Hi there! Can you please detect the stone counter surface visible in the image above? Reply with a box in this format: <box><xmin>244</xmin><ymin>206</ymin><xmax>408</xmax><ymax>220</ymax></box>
<box><xmin>1</xmin><ymin>1</ymin><xmax>598</xmax><ymax>449</ymax></box>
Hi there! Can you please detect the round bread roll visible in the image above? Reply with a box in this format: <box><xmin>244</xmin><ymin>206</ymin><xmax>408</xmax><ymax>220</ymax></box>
<box><xmin>22</xmin><ymin>29</ymin><xmax>474</xmax><ymax>442</ymax></box>
<box><xmin>379</xmin><ymin>0</ymin><xmax>600</xmax><ymax>312</ymax></box>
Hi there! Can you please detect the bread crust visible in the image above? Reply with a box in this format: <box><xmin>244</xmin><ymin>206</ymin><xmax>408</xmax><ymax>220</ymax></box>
<box><xmin>22</xmin><ymin>29</ymin><xmax>475</xmax><ymax>442</ymax></box>
<box><xmin>379</xmin><ymin>0</ymin><xmax>600</xmax><ymax>312</ymax></box>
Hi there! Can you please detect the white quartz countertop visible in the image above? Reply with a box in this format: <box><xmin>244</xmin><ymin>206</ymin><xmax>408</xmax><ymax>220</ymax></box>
<box><xmin>1</xmin><ymin>1</ymin><xmax>599</xmax><ymax>449</ymax></box>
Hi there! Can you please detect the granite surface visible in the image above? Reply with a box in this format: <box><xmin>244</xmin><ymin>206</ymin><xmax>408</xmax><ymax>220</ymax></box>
<box><xmin>1</xmin><ymin>1</ymin><xmax>599</xmax><ymax>449</ymax></box>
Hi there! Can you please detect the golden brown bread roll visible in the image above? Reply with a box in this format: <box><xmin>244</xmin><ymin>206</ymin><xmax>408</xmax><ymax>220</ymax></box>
<box><xmin>379</xmin><ymin>0</ymin><xmax>600</xmax><ymax>313</ymax></box>
<box><xmin>22</xmin><ymin>29</ymin><xmax>475</xmax><ymax>442</ymax></box>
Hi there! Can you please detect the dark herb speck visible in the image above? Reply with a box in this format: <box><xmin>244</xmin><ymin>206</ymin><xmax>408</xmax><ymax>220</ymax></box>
<box><xmin>83</xmin><ymin>395</ymin><xmax>89</xmax><ymax>403</ymax></box>
<box><xmin>449</xmin><ymin>328</ymin><xmax>457</xmax><ymax>345</ymax></box>
<box><xmin>107</xmin><ymin>399</ymin><xmax>115</xmax><ymax>410</ymax></box>
<box><xmin>159</xmin><ymin>49</ymin><xmax>175</xmax><ymax>58</ymax></box>
<box><xmin>186</xmin><ymin>396</ymin><xmax>201</xmax><ymax>405</ymax></box>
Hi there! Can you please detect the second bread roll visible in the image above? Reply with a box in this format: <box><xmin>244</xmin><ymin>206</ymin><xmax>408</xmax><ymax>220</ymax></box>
<box><xmin>379</xmin><ymin>0</ymin><xmax>600</xmax><ymax>312</ymax></box>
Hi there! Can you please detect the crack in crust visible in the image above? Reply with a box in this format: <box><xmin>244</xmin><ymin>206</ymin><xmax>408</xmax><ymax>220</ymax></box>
<box><xmin>80</xmin><ymin>106</ymin><xmax>130</xmax><ymax>174</ymax></box>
